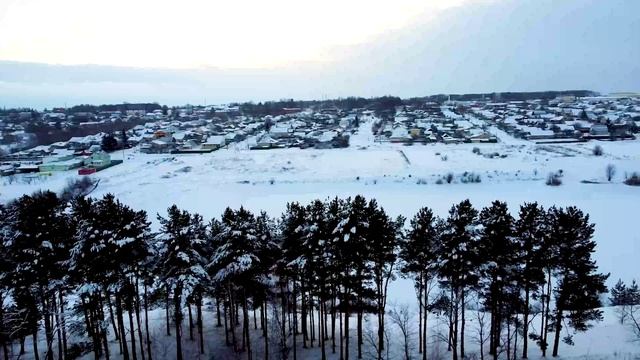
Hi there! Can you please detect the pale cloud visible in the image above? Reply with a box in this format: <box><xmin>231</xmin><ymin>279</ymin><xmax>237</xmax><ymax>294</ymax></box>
<box><xmin>0</xmin><ymin>0</ymin><xmax>637</xmax><ymax>108</ymax></box>
<box><xmin>0</xmin><ymin>0</ymin><xmax>481</xmax><ymax>69</ymax></box>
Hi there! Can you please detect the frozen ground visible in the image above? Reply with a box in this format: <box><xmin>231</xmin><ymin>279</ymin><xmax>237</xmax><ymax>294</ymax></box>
<box><xmin>2</xmin><ymin>117</ymin><xmax>640</xmax><ymax>358</ymax></box>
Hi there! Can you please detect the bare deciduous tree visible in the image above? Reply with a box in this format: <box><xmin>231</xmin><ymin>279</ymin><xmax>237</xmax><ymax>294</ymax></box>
<box><xmin>389</xmin><ymin>303</ymin><xmax>415</xmax><ymax>360</ymax></box>
<box><xmin>606</xmin><ymin>164</ymin><xmax>616</xmax><ymax>182</ymax></box>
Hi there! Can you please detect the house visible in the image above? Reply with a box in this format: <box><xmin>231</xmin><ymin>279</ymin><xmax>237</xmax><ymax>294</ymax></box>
<box><xmin>39</xmin><ymin>158</ymin><xmax>84</xmax><ymax>172</ymax></box>
<box><xmin>389</xmin><ymin>127</ymin><xmax>411</xmax><ymax>143</ymax></box>
<box><xmin>253</xmin><ymin>134</ymin><xmax>280</xmax><ymax>149</ymax></box>
<box><xmin>85</xmin><ymin>151</ymin><xmax>111</xmax><ymax>168</ymax></box>
<box><xmin>590</xmin><ymin>124</ymin><xmax>610</xmax><ymax>137</ymax></box>
<box><xmin>202</xmin><ymin>136</ymin><xmax>226</xmax><ymax>150</ymax></box>
<box><xmin>140</xmin><ymin>137</ymin><xmax>175</xmax><ymax>153</ymax></box>
<box><xmin>468</xmin><ymin>133</ymin><xmax>497</xmax><ymax>143</ymax></box>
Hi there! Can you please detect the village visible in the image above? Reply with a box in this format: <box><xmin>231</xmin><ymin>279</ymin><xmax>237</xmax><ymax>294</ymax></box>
<box><xmin>1</xmin><ymin>93</ymin><xmax>639</xmax><ymax>179</ymax></box>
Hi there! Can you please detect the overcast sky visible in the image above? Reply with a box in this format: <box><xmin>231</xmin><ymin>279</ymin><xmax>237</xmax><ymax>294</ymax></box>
<box><xmin>0</xmin><ymin>0</ymin><xmax>638</xmax><ymax>108</ymax></box>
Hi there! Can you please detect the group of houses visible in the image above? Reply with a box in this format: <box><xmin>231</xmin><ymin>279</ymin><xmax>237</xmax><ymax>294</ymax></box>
<box><xmin>374</xmin><ymin>104</ymin><xmax>497</xmax><ymax>144</ymax></box>
<box><xmin>465</xmin><ymin>95</ymin><xmax>640</xmax><ymax>142</ymax></box>
<box><xmin>0</xmin><ymin>148</ymin><xmax>120</xmax><ymax>177</ymax></box>
<box><xmin>135</xmin><ymin>109</ymin><xmax>356</xmax><ymax>153</ymax></box>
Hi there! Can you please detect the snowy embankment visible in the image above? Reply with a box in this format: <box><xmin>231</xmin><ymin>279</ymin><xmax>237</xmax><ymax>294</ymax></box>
<box><xmin>1</xmin><ymin>118</ymin><xmax>639</xmax><ymax>359</ymax></box>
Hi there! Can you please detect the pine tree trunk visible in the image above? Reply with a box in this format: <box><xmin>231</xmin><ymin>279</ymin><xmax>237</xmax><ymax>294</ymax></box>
<box><xmin>33</xmin><ymin>330</ymin><xmax>40</xmax><ymax>360</ymax></box>
<box><xmin>261</xmin><ymin>303</ymin><xmax>265</xmax><ymax>330</ymax></box>
<box><xmin>301</xmin><ymin>281</ymin><xmax>308</xmax><ymax>349</ymax></box>
<box><xmin>292</xmin><ymin>281</ymin><xmax>297</xmax><ymax>360</ymax></box>
<box><xmin>552</xmin><ymin>308</ymin><xmax>562</xmax><ymax>357</ymax></box>
<box><xmin>280</xmin><ymin>281</ymin><xmax>288</xmax><ymax>359</ymax></box>
<box><xmin>134</xmin><ymin>279</ymin><xmax>146</xmax><ymax>360</ymax></box>
<box><xmin>188</xmin><ymin>302</ymin><xmax>194</xmax><ymax>341</ymax></box>
<box><xmin>419</xmin><ymin>280</ymin><xmax>423</xmax><ymax>355</ymax></box>
<box><xmin>489</xmin><ymin>309</ymin><xmax>494</xmax><ymax>357</ymax></box>
<box><xmin>320</xmin><ymin>300</ymin><xmax>327</xmax><ymax>360</ymax></box>
<box><xmin>41</xmin><ymin>287</ymin><xmax>54</xmax><ymax>360</ymax></box>
<box><xmin>224</xmin><ymin>296</ymin><xmax>230</xmax><ymax>346</ymax></box>
<box><xmin>80</xmin><ymin>296</ymin><xmax>98</xmax><ymax>358</ymax></box>
<box><xmin>506</xmin><ymin>320</ymin><xmax>511</xmax><ymax>360</ymax></box>
<box><xmin>174</xmin><ymin>286</ymin><xmax>183</xmax><ymax>360</ymax></box>
<box><xmin>116</xmin><ymin>291</ymin><xmax>130</xmax><ymax>360</ymax></box>
<box><xmin>264</xmin><ymin>301</ymin><xmax>269</xmax><ymax>360</ymax></box>
<box><xmin>513</xmin><ymin>315</ymin><xmax>518</xmax><ymax>360</ymax></box>
<box><xmin>230</xmin><ymin>286</ymin><xmax>239</xmax><ymax>353</ymax></box>
<box><xmin>542</xmin><ymin>271</ymin><xmax>552</xmax><ymax>357</ymax></box>
<box><xmin>144</xmin><ymin>282</ymin><xmax>152</xmax><ymax>360</ymax></box>
<box><xmin>423</xmin><ymin>283</ymin><xmax>428</xmax><ymax>360</ymax></box>
<box><xmin>332</xmin><ymin>293</ymin><xmax>336</xmax><ymax>354</ymax></box>
<box><xmin>345</xmin><ymin>293</ymin><xmax>350</xmax><ymax>360</ymax></box>
<box><xmin>0</xmin><ymin>294</ymin><xmax>6</xmax><ymax>360</ymax></box>
<box><xmin>197</xmin><ymin>293</ymin><xmax>204</xmax><ymax>354</ymax></box>
<box><xmin>59</xmin><ymin>291</ymin><xmax>68</xmax><ymax>359</ymax></box>
<box><xmin>254</xmin><ymin>306</ymin><xmax>258</xmax><ymax>330</ymax></box>
<box><xmin>522</xmin><ymin>287</ymin><xmax>530</xmax><ymax>359</ymax></box>
<box><xmin>216</xmin><ymin>296</ymin><xmax>223</xmax><ymax>327</ymax></box>
<box><xmin>165</xmin><ymin>284</ymin><xmax>171</xmax><ymax>337</ymax></box>
<box><xmin>242</xmin><ymin>297</ymin><xmax>247</xmax><ymax>352</ymax></box>
<box><xmin>448</xmin><ymin>287</ymin><xmax>454</xmax><ymax>353</ymax></box>
<box><xmin>243</xmin><ymin>290</ymin><xmax>252</xmax><ymax>360</ymax></box>
<box><xmin>357</xmin><ymin>306</ymin><xmax>362</xmax><ymax>359</ymax></box>
<box><xmin>452</xmin><ymin>288</ymin><xmax>459</xmax><ymax>360</ymax></box>
<box><xmin>461</xmin><ymin>288</ymin><xmax>465</xmax><ymax>359</ymax></box>
<box><xmin>339</xmin><ymin>301</ymin><xmax>343</xmax><ymax>360</ymax></box>
<box><xmin>106</xmin><ymin>292</ymin><xmax>120</xmax><ymax>341</ymax></box>
<box><xmin>98</xmin><ymin>296</ymin><xmax>110</xmax><ymax>360</ymax></box>
<box><xmin>127</xmin><ymin>296</ymin><xmax>138</xmax><ymax>360</ymax></box>
<box><xmin>52</xmin><ymin>295</ymin><xmax>62</xmax><ymax>360</ymax></box>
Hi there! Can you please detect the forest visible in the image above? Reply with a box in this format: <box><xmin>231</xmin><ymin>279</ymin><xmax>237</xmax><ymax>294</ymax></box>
<box><xmin>0</xmin><ymin>191</ymin><xmax>628</xmax><ymax>360</ymax></box>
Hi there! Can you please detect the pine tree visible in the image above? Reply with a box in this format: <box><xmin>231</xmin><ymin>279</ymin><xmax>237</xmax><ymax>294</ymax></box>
<box><xmin>438</xmin><ymin>199</ymin><xmax>481</xmax><ymax>360</ymax></box>
<box><xmin>304</xmin><ymin>199</ymin><xmax>331</xmax><ymax>360</ymax></box>
<box><xmin>331</xmin><ymin>195</ymin><xmax>370</xmax><ymax>360</ymax></box>
<box><xmin>610</xmin><ymin>279</ymin><xmax>627</xmax><ymax>306</ymax></box>
<box><xmin>5</xmin><ymin>191</ymin><xmax>68</xmax><ymax>360</ymax></box>
<box><xmin>547</xmin><ymin>206</ymin><xmax>609</xmax><ymax>357</ymax></box>
<box><xmin>157</xmin><ymin>205</ymin><xmax>209</xmax><ymax>360</ymax></box>
<box><xmin>367</xmin><ymin>199</ymin><xmax>403</xmax><ymax>360</ymax></box>
<box><xmin>626</xmin><ymin>280</ymin><xmax>640</xmax><ymax>305</ymax></box>
<box><xmin>0</xmin><ymin>203</ymin><xmax>14</xmax><ymax>360</ymax></box>
<box><xmin>400</xmin><ymin>206</ymin><xmax>441</xmax><ymax>360</ymax></box>
<box><xmin>478</xmin><ymin>200</ymin><xmax>516</xmax><ymax>360</ymax></box>
<box><xmin>277</xmin><ymin>202</ymin><xmax>307</xmax><ymax>359</ymax></box>
<box><xmin>209</xmin><ymin>207</ymin><xmax>263</xmax><ymax>359</ymax></box>
<box><xmin>514</xmin><ymin>202</ymin><xmax>547</xmax><ymax>359</ymax></box>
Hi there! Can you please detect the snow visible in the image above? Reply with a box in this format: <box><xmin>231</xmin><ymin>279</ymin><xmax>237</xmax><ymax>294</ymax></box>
<box><xmin>2</xmin><ymin>116</ymin><xmax>640</xmax><ymax>358</ymax></box>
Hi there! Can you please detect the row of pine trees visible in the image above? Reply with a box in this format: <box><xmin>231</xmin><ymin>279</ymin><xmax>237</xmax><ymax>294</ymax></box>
<box><xmin>0</xmin><ymin>191</ymin><xmax>610</xmax><ymax>360</ymax></box>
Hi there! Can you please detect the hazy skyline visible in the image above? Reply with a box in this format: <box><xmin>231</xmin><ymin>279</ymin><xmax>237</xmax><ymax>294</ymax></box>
<box><xmin>1</xmin><ymin>0</ymin><xmax>638</xmax><ymax>108</ymax></box>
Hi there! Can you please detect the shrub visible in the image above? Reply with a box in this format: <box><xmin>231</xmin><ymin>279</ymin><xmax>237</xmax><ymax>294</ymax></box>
<box><xmin>416</xmin><ymin>178</ymin><xmax>428</xmax><ymax>185</ymax></box>
<box><xmin>435</xmin><ymin>178</ymin><xmax>444</xmax><ymax>185</ymax></box>
<box><xmin>472</xmin><ymin>147</ymin><xmax>481</xmax><ymax>154</ymax></box>
<box><xmin>460</xmin><ymin>172</ymin><xmax>482</xmax><ymax>183</ymax></box>
<box><xmin>546</xmin><ymin>172</ymin><xmax>562</xmax><ymax>186</ymax></box>
<box><xmin>445</xmin><ymin>173</ymin><xmax>454</xmax><ymax>184</ymax></box>
<box><xmin>441</xmin><ymin>155</ymin><xmax>448</xmax><ymax>161</ymax></box>
<box><xmin>59</xmin><ymin>176</ymin><xmax>97</xmax><ymax>202</ymax></box>
<box><xmin>624</xmin><ymin>172</ymin><xmax>640</xmax><ymax>186</ymax></box>
<box><xmin>593</xmin><ymin>145</ymin><xmax>604</xmax><ymax>156</ymax></box>
<box><xmin>606</xmin><ymin>164</ymin><xmax>616</xmax><ymax>182</ymax></box>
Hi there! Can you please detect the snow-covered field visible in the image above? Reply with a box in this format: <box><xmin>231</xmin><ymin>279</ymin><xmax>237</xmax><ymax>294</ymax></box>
<box><xmin>2</xmin><ymin>118</ymin><xmax>640</xmax><ymax>358</ymax></box>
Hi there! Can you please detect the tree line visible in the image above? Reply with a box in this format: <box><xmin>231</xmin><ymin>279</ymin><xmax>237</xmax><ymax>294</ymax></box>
<box><xmin>0</xmin><ymin>192</ymin><xmax>611</xmax><ymax>360</ymax></box>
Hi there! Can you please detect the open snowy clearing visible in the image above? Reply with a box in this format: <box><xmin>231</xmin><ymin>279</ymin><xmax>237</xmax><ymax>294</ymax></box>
<box><xmin>2</xmin><ymin>120</ymin><xmax>640</xmax><ymax>359</ymax></box>
<box><xmin>2</xmin><ymin>122</ymin><xmax>639</xmax><ymax>284</ymax></box>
